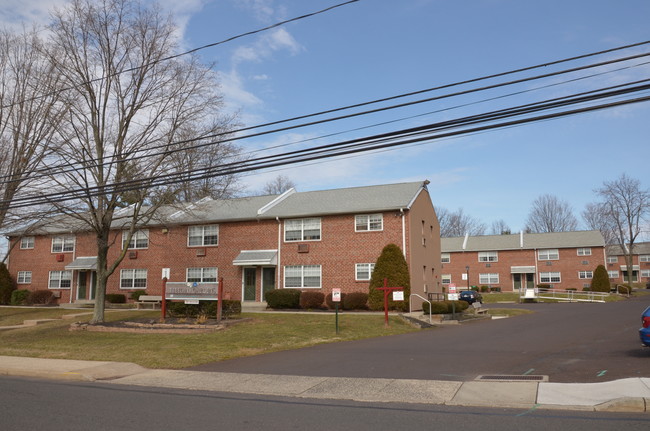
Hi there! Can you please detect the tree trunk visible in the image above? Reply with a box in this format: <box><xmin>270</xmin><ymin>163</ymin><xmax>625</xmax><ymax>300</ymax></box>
<box><xmin>90</xmin><ymin>232</ymin><xmax>110</xmax><ymax>324</ymax></box>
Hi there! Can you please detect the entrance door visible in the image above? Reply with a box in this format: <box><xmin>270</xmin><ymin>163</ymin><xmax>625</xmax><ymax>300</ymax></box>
<box><xmin>525</xmin><ymin>273</ymin><xmax>535</xmax><ymax>289</ymax></box>
<box><xmin>90</xmin><ymin>272</ymin><xmax>97</xmax><ymax>300</ymax></box>
<box><xmin>243</xmin><ymin>268</ymin><xmax>256</xmax><ymax>301</ymax></box>
<box><xmin>262</xmin><ymin>267</ymin><xmax>276</xmax><ymax>301</ymax></box>
<box><xmin>77</xmin><ymin>271</ymin><xmax>87</xmax><ymax>300</ymax></box>
<box><xmin>513</xmin><ymin>274</ymin><xmax>521</xmax><ymax>291</ymax></box>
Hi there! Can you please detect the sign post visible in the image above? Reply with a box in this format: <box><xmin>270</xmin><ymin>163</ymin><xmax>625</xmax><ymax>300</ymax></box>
<box><xmin>448</xmin><ymin>283</ymin><xmax>457</xmax><ymax>319</ymax></box>
<box><xmin>376</xmin><ymin>278</ymin><xmax>404</xmax><ymax>327</ymax></box>
<box><xmin>161</xmin><ymin>277</ymin><xmax>167</xmax><ymax>321</ymax></box>
<box><xmin>332</xmin><ymin>288</ymin><xmax>341</xmax><ymax>334</ymax></box>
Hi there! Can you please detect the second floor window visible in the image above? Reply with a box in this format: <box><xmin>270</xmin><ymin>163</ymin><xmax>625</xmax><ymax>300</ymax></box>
<box><xmin>52</xmin><ymin>236</ymin><xmax>75</xmax><ymax>253</ymax></box>
<box><xmin>123</xmin><ymin>230</ymin><xmax>149</xmax><ymax>249</ymax></box>
<box><xmin>17</xmin><ymin>271</ymin><xmax>32</xmax><ymax>284</ymax></box>
<box><xmin>285</xmin><ymin>218</ymin><xmax>321</xmax><ymax>241</ymax></box>
<box><xmin>20</xmin><ymin>237</ymin><xmax>34</xmax><ymax>249</ymax></box>
<box><xmin>478</xmin><ymin>251</ymin><xmax>498</xmax><ymax>262</ymax></box>
<box><xmin>355</xmin><ymin>214</ymin><xmax>383</xmax><ymax>232</ymax></box>
<box><xmin>441</xmin><ymin>253</ymin><xmax>450</xmax><ymax>263</ymax></box>
<box><xmin>538</xmin><ymin>249</ymin><xmax>559</xmax><ymax>260</ymax></box>
<box><xmin>188</xmin><ymin>225</ymin><xmax>219</xmax><ymax>246</ymax></box>
<box><xmin>607</xmin><ymin>256</ymin><xmax>618</xmax><ymax>263</ymax></box>
<box><xmin>640</xmin><ymin>255</ymin><xmax>650</xmax><ymax>263</ymax></box>
<box><xmin>577</xmin><ymin>248</ymin><xmax>592</xmax><ymax>256</ymax></box>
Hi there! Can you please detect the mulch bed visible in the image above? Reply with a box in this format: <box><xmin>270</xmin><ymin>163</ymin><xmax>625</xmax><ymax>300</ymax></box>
<box><xmin>69</xmin><ymin>317</ymin><xmax>249</xmax><ymax>334</ymax></box>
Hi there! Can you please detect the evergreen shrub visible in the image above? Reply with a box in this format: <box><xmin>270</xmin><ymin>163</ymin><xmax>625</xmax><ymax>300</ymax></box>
<box><xmin>368</xmin><ymin>243</ymin><xmax>411</xmax><ymax>312</ymax></box>
<box><xmin>105</xmin><ymin>294</ymin><xmax>126</xmax><ymax>303</ymax></box>
<box><xmin>590</xmin><ymin>265</ymin><xmax>611</xmax><ymax>293</ymax></box>
<box><xmin>130</xmin><ymin>290</ymin><xmax>147</xmax><ymax>301</ymax></box>
<box><xmin>422</xmin><ymin>301</ymin><xmax>448</xmax><ymax>314</ymax></box>
<box><xmin>166</xmin><ymin>300</ymin><xmax>241</xmax><ymax>318</ymax></box>
<box><xmin>299</xmin><ymin>291</ymin><xmax>325</xmax><ymax>309</ymax></box>
<box><xmin>0</xmin><ymin>263</ymin><xmax>15</xmax><ymax>305</ymax></box>
<box><xmin>11</xmin><ymin>289</ymin><xmax>30</xmax><ymax>305</ymax></box>
<box><xmin>265</xmin><ymin>289</ymin><xmax>301</xmax><ymax>309</ymax></box>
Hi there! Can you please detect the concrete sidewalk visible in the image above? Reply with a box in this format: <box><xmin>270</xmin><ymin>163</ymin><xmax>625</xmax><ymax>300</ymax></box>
<box><xmin>1</xmin><ymin>356</ymin><xmax>648</xmax><ymax>413</ymax></box>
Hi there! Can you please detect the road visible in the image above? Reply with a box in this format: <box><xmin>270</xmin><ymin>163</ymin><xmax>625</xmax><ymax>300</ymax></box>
<box><xmin>188</xmin><ymin>295</ymin><xmax>650</xmax><ymax>383</ymax></box>
<box><xmin>1</xmin><ymin>376</ymin><xmax>649</xmax><ymax>431</ymax></box>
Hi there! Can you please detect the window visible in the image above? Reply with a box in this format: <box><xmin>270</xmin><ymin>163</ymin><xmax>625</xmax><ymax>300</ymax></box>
<box><xmin>441</xmin><ymin>253</ymin><xmax>450</xmax><ymax>263</ymax></box>
<box><xmin>120</xmin><ymin>269</ymin><xmax>147</xmax><ymax>289</ymax></box>
<box><xmin>479</xmin><ymin>273</ymin><xmax>499</xmax><ymax>284</ymax></box>
<box><xmin>540</xmin><ymin>272</ymin><xmax>561</xmax><ymax>283</ymax></box>
<box><xmin>20</xmin><ymin>237</ymin><xmax>34</xmax><ymax>249</ymax></box>
<box><xmin>52</xmin><ymin>236</ymin><xmax>75</xmax><ymax>253</ymax></box>
<box><xmin>577</xmin><ymin>248</ymin><xmax>592</xmax><ymax>256</ymax></box>
<box><xmin>355</xmin><ymin>263</ymin><xmax>375</xmax><ymax>281</ymax></box>
<box><xmin>17</xmin><ymin>271</ymin><xmax>32</xmax><ymax>284</ymax></box>
<box><xmin>186</xmin><ymin>267</ymin><xmax>217</xmax><ymax>283</ymax></box>
<box><xmin>608</xmin><ymin>271</ymin><xmax>619</xmax><ymax>279</ymax></box>
<box><xmin>641</xmin><ymin>270</ymin><xmax>650</xmax><ymax>278</ymax></box>
<box><xmin>538</xmin><ymin>249</ymin><xmax>559</xmax><ymax>260</ymax></box>
<box><xmin>578</xmin><ymin>271</ymin><xmax>593</xmax><ymax>279</ymax></box>
<box><xmin>640</xmin><ymin>255</ymin><xmax>650</xmax><ymax>263</ymax></box>
<box><xmin>441</xmin><ymin>274</ymin><xmax>451</xmax><ymax>284</ymax></box>
<box><xmin>188</xmin><ymin>225</ymin><xmax>219</xmax><ymax>247</ymax></box>
<box><xmin>478</xmin><ymin>251</ymin><xmax>498</xmax><ymax>262</ymax></box>
<box><xmin>122</xmin><ymin>230</ymin><xmax>149</xmax><ymax>249</ymax></box>
<box><xmin>355</xmin><ymin>214</ymin><xmax>383</xmax><ymax>232</ymax></box>
<box><xmin>49</xmin><ymin>270</ymin><xmax>72</xmax><ymax>289</ymax></box>
<box><xmin>607</xmin><ymin>256</ymin><xmax>618</xmax><ymax>264</ymax></box>
<box><xmin>284</xmin><ymin>218</ymin><xmax>321</xmax><ymax>241</ymax></box>
<box><xmin>284</xmin><ymin>265</ymin><xmax>321</xmax><ymax>288</ymax></box>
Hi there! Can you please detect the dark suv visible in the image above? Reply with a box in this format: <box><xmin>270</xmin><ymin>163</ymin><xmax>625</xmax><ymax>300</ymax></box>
<box><xmin>459</xmin><ymin>290</ymin><xmax>483</xmax><ymax>304</ymax></box>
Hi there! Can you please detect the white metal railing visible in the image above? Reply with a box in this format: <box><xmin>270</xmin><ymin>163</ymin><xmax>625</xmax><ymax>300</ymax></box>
<box><xmin>409</xmin><ymin>293</ymin><xmax>432</xmax><ymax>324</ymax></box>
<box><xmin>520</xmin><ymin>287</ymin><xmax>609</xmax><ymax>303</ymax></box>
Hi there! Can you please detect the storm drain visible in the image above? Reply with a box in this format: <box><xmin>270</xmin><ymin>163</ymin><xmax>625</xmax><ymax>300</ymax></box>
<box><xmin>476</xmin><ymin>375</ymin><xmax>548</xmax><ymax>382</ymax></box>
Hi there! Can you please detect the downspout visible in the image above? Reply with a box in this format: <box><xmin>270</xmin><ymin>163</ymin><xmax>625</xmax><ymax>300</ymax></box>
<box><xmin>400</xmin><ymin>208</ymin><xmax>406</xmax><ymax>257</ymax></box>
<box><xmin>276</xmin><ymin>217</ymin><xmax>282</xmax><ymax>290</ymax></box>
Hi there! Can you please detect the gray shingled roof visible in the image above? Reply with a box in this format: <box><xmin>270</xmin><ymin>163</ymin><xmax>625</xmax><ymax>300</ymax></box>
<box><xmin>441</xmin><ymin>230</ymin><xmax>605</xmax><ymax>252</ymax></box>
<box><xmin>606</xmin><ymin>242</ymin><xmax>650</xmax><ymax>256</ymax></box>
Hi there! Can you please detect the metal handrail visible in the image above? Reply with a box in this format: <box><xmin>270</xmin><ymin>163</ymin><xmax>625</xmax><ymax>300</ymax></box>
<box><xmin>409</xmin><ymin>293</ymin><xmax>432</xmax><ymax>324</ymax></box>
<box><xmin>520</xmin><ymin>287</ymin><xmax>609</xmax><ymax>303</ymax></box>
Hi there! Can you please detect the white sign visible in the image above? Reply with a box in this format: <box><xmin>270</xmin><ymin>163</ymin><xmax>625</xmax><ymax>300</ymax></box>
<box><xmin>162</xmin><ymin>268</ymin><xmax>170</xmax><ymax>279</ymax></box>
<box><xmin>461</xmin><ymin>273</ymin><xmax>468</xmax><ymax>281</ymax></box>
<box><xmin>332</xmin><ymin>288</ymin><xmax>342</xmax><ymax>302</ymax></box>
<box><xmin>392</xmin><ymin>290</ymin><xmax>404</xmax><ymax>301</ymax></box>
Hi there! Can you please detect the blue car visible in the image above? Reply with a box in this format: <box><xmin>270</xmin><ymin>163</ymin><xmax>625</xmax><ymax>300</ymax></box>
<box><xmin>640</xmin><ymin>306</ymin><xmax>650</xmax><ymax>347</ymax></box>
<box><xmin>459</xmin><ymin>290</ymin><xmax>483</xmax><ymax>305</ymax></box>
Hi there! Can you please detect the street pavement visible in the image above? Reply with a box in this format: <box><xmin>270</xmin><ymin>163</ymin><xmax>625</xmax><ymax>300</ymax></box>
<box><xmin>1</xmin><ymin>355</ymin><xmax>649</xmax><ymax>413</ymax></box>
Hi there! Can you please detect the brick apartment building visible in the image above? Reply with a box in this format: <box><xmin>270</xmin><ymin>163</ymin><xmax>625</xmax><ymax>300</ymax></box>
<box><xmin>606</xmin><ymin>242</ymin><xmax>650</xmax><ymax>285</ymax></box>
<box><xmin>440</xmin><ymin>231</ymin><xmax>606</xmax><ymax>292</ymax></box>
<box><xmin>7</xmin><ymin>181</ymin><xmax>441</xmax><ymax>305</ymax></box>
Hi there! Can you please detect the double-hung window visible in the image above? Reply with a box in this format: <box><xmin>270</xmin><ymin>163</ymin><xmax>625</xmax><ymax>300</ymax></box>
<box><xmin>49</xmin><ymin>270</ymin><xmax>72</xmax><ymax>289</ymax></box>
<box><xmin>123</xmin><ymin>230</ymin><xmax>149</xmax><ymax>250</ymax></box>
<box><xmin>577</xmin><ymin>248</ymin><xmax>592</xmax><ymax>256</ymax></box>
<box><xmin>284</xmin><ymin>218</ymin><xmax>321</xmax><ymax>241</ymax></box>
<box><xmin>538</xmin><ymin>249</ymin><xmax>559</xmax><ymax>260</ymax></box>
<box><xmin>188</xmin><ymin>225</ymin><xmax>219</xmax><ymax>246</ymax></box>
<box><xmin>640</xmin><ymin>255</ymin><xmax>650</xmax><ymax>263</ymax></box>
<box><xmin>441</xmin><ymin>274</ymin><xmax>452</xmax><ymax>284</ymax></box>
<box><xmin>479</xmin><ymin>273</ymin><xmax>499</xmax><ymax>284</ymax></box>
<box><xmin>355</xmin><ymin>214</ymin><xmax>383</xmax><ymax>232</ymax></box>
<box><xmin>120</xmin><ymin>269</ymin><xmax>147</xmax><ymax>289</ymax></box>
<box><xmin>17</xmin><ymin>271</ymin><xmax>32</xmax><ymax>284</ymax></box>
<box><xmin>284</xmin><ymin>265</ymin><xmax>321</xmax><ymax>288</ymax></box>
<box><xmin>355</xmin><ymin>263</ymin><xmax>375</xmax><ymax>281</ymax></box>
<box><xmin>441</xmin><ymin>253</ymin><xmax>450</xmax><ymax>263</ymax></box>
<box><xmin>478</xmin><ymin>251</ymin><xmax>498</xmax><ymax>262</ymax></box>
<box><xmin>608</xmin><ymin>271</ymin><xmax>619</xmax><ymax>279</ymax></box>
<box><xmin>20</xmin><ymin>237</ymin><xmax>34</xmax><ymax>249</ymax></box>
<box><xmin>607</xmin><ymin>256</ymin><xmax>618</xmax><ymax>264</ymax></box>
<box><xmin>52</xmin><ymin>236</ymin><xmax>75</xmax><ymax>253</ymax></box>
<box><xmin>540</xmin><ymin>272</ymin><xmax>561</xmax><ymax>283</ymax></box>
<box><xmin>186</xmin><ymin>267</ymin><xmax>218</xmax><ymax>283</ymax></box>
<box><xmin>578</xmin><ymin>271</ymin><xmax>593</xmax><ymax>279</ymax></box>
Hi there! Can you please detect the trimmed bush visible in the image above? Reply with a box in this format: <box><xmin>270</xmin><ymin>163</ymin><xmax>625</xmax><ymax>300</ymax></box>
<box><xmin>105</xmin><ymin>293</ymin><xmax>126</xmax><ymax>304</ymax></box>
<box><xmin>300</xmin><ymin>291</ymin><xmax>325</xmax><ymax>309</ymax></box>
<box><xmin>11</xmin><ymin>289</ymin><xmax>30</xmax><ymax>305</ymax></box>
<box><xmin>480</xmin><ymin>285</ymin><xmax>490</xmax><ymax>293</ymax></box>
<box><xmin>0</xmin><ymin>263</ymin><xmax>15</xmax><ymax>305</ymax></box>
<box><xmin>537</xmin><ymin>284</ymin><xmax>551</xmax><ymax>290</ymax></box>
<box><xmin>368</xmin><ymin>243</ymin><xmax>411</xmax><ymax>312</ymax></box>
<box><xmin>326</xmin><ymin>292</ymin><xmax>346</xmax><ymax>309</ymax></box>
<box><xmin>26</xmin><ymin>289</ymin><xmax>55</xmax><ymax>305</ymax></box>
<box><xmin>265</xmin><ymin>288</ymin><xmax>301</xmax><ymax>309</ymax></box>
<box><xmin>590</xmin><ymin>265</ymin><xmax>611</xmax><ymax>293</ymax></box>
<box><xmin>566</xmin><ymin>288</ymin><xmax>577</xmax><ymax>292</ymax></box>
<box><xmin>130</xmin><ymin>290</ymin><xmax>147</xmax><ymax>301</ymax></box>
<box><xmin>166</xmin><ymin>300</ymin><xmax>241</xmax><ymax>319</ymax></box>
<box><xmin>343</xmin><ymin>292</ymin><xmax>369</xmax><ymax>310</ymax></box>
<box><xmin>616</xmin><ymin>284</ymin><xmax>631</xmax><ymax>295</ymax></box>
<box><xmin>582</xmin><ymin>287</ymin><xmax>591</xmax><ymax>291</ymax></box>
<box><xmin>422</xmin><ymin>301</ymin><xmax>448</xmax><ymax>314</ymax></box>
<box><xmin>446</xmin><ymin>300</ymin><xmax>469</xmax><ymax>312</ymax></box>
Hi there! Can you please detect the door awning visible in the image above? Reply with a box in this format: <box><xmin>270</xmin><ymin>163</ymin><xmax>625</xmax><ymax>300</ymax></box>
<box><xmin>620</xmin><ymin>265</ymin><xmax>640</xmax><ymax>271</ymax></box>
<box><xmin>233</xmin><ymin>250</ymin><xmax>278</xmax><ymax>266</ymax></box>
<box><xmin>65</xmin><ymin>257</ymin><xmax>97</xmax><ymax>270</ymax></box>
<box><xmin>510</xmin><ymin>266</ymin><xmax>536</xmax><ymax>274</ymax></box>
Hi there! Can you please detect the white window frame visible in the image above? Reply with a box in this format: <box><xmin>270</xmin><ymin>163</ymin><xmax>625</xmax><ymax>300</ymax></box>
<box><xmin>578</xmin><ymin>271</ymin><xmax>593</xmax><ymax>279</ymax></box>
<box><xmin>20</xmin><ymin>237</ymin><xmax>34</xmax><ymax>249</ymax></box>
<box><xmin>608</xmin><ymin>270</ymin><xmax>619</xmax><ymax>279</ymax></box>
<box><xmin>120</xmin><ymin>269</ymin><xmax>148</xmax><ymax>289</ymax></box>
<box><xmin>540</xmin><ymin>272</ymin><xmax>561</xmax><ymax>283</ymax></box>
<box><xmin>186</xmin><ymin>267</ymin><xmax>218</xmax><ymax>283</ymax></box>
<box><xmin>17</xmin><ymin>271</ymin><xmax>32</xmax><ymax>284</ymax></box>
<box><xmin>577</xmin><ymin>248</ymin><xmax>592</xmax><ymax>256</ymax></box>
<box><xmin>284</xmin><ymin>265</ymin><xmax>321</xmax><ymax>288</ymax></box>
<box><xmin>355</xmin><ymin>263</ymin><xmax>375</xmax><ymax>281</ymax></box>
<box><xmin>479</xmin><ymin>273</ymin><xmax>499</xmax><ymax>284</ymax></box>
<box><xmin>606</xmin><ymin>256</ymin><xmax>618</xmax><ymax>264</ymax></box>
<box><xmin>284</xmin><ymin>218</ymin><xmax>321</xmax><ymax>242</ymax></box>
<box><xmin>355</xmin><ymin>214</ymin><xmax>383</xmax><ymax>232</ymax></box>
<box><xmin>538</xmin><ymin>249</ymin><xmax>559</xmax><ymax>260</ymax></box>
<box><xmin>641</xmin><ymin>269</ymin><xmax>650</xmax><ymax>278</ymax></box>
<box><xmin>441</xmin><ymin>253</ymin><xmax>450</xmax><ymax>263</ymax></box>
<box><xmin>640</xmin><ymin>255</ymin><xmax>650</xmax><ymax>263</ymax></box>
<box><xmin>49</xmin><ymin>270</ymin><xmax>72</xmax><ymax>289</ymax></box>
<box><xmin>441</xmin><ymin>274</ymin><xmax>452</xmax><ymax>284</ymax></box>
<box><xmin>188</xmin><ymin>225</ymin><xmax>219</xmax><ymax>247</ymax></box>
<box><xmin>478</xmin><ymin>251</ymin><xmax>498</xmax><ymax>262</ymax></box>
<box><xmin>122</xmin><ymin>230</ymin><xmax>149</xmax><ymax>250</ymax></box>
<box><xmin>51</xmin><ymin>236</ymin><xmax>75</xmax><ymax>253</ymax></box>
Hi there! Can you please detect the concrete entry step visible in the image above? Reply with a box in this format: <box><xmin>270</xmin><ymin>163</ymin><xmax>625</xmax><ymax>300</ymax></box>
<box><xmin>241</xmin><ymin>302</ymin><xmax>268</xmax><ymax>312</ymax></box>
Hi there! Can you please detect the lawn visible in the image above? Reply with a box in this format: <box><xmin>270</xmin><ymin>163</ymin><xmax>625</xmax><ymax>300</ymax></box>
<box><xmin>0</xmin><ymin>308</ymin><xmax>420</xmax><ymax>369</ymax></box>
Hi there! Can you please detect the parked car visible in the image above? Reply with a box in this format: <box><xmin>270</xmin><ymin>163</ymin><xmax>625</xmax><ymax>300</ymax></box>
<box><xmin>640</xmin><ymin>306</ymin><xmax>650</xmax><ymax>347</ymax></box>
<box><xmin>459</xmin><ymin>290</ymin><xmax>483</xmax><ymax>305</ymax></box>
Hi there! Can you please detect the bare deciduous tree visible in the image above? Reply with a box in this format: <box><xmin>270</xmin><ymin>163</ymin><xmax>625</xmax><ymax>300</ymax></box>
<box><xmin>490</xmin><ymin>219</ymin><xmax>511</xmax><ymax>235</ymax></box>
<box><xmin>593</xmin><ymin>174</ymin><xmax>649</xmax><ymax>285</ymax></box>
<box><xmin>262</xmin><ymin>175</ymin><xmax>296</xmax><ymax>195</ymax></box>
<box><xmin>582</xmin><ymin>202</ymin><xmax>617</xmax><ymax>245</ymax></box>
<box><xmin>524</xmin><ymin>194</ymin><xmax>578</xmax><ymax>233</ymax></box>
<box><xmin>44</xmin><ymin>0</ymin><xmax>240</xmax><ymax>323</ymax></box>
<box><xmin>436</xmin><ymin>207</ymin><xmax>486</xmax><ymax>237</ymax></box>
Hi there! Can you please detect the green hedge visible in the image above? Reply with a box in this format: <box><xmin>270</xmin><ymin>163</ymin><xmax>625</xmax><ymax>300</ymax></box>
<box><xmin>130</xmin><ymin>290</ymin><xmax>147</xmax><ymax>301</ymax></box>
<box><xmin>105</xmin><ymin>294</ymin><xmax>126</xmax><ymax>304</ymax></box>
<box><xmin>422</xmin><ymin>300</ymin><xmax>470</xmax><ymax>314</ymax></box>
<box><xmin>166</xmin><ymin>300</ymin><xmax>241</xmax><ymax>318</ymax></box>
<box><xmin>11</xmin><ymin>289</ymin><xmax>30</xmax><ymax>305</ymax></box>
<box><xmin>265</xmin><ymin>289</ymin><xmax>301</xmax><ymax>309</ymax></box>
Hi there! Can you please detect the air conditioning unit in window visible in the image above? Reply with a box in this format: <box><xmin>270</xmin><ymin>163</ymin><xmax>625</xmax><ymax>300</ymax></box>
<box><xmin>196</xmin><ymin>248</ymin><xmax>206</xmax><ymax>257</ymax></box>
<box><xmin>51</xmin><ymin>290</ymin><xmax>61</xmax><ymax>298</ymax></box>
<box><xmin>128</xmin><ymin>251</ymin><xmax>138</xmax><ymax>259</ymax></box>
<box><xmin>56</xmin><ymin>254</ymin><xmax>64</xmax><ymax>262</ymax></box>
<box><xmin>297</xmin><ymin>244</ymin><xmax>309</xmax><ymax>253</ymax></box>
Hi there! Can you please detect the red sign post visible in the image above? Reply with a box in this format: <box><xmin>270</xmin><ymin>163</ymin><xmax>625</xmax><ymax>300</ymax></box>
<box><xmin>376</xmin><ymin>278</ymin><xmax>404</xmax><ymax>327</ymax></box>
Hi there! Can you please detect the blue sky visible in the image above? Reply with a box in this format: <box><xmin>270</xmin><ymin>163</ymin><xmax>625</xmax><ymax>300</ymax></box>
<box><xmin>3</xmin><ymin>0</ymin><xmax>650</xmax><ymax>234</ymax></box>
